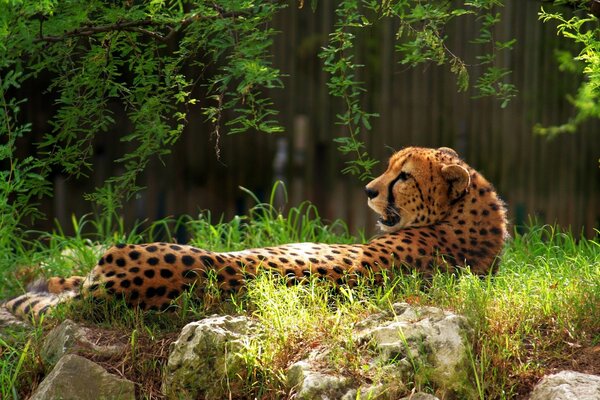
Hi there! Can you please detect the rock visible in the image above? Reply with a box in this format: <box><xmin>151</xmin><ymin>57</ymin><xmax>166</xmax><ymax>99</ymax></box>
<box><xmin>354</xmin><ymin>303</ymin><xmax>473</xmax><ymax>398</ymax></box>
<box><xmin>162</xmin><ymin>314</ymin><xmax>256</xmax><ymax>399</ymax></box>
<box><xmin>399</xmin><ymin>393</ymin><xmax>440</xmax><ymax>400</ymax></box>
<box><xmin>288</xmin><ymin>360</ymin><xmax>353</xmax><ymax>400</ymax></box>
<box><xmin>41</xmin><ymin>319</ymin><xmax>126</xmax><ymax>366</ymax></box>
<box><xmin>529</xmin><ymin>370</ymin><xmax>600</xmax><ymax>400</ymax></box>
<box><xmin>30</xmin><ymin>353</ymin><xmax>135</xmax><ymax>400</ymax></box>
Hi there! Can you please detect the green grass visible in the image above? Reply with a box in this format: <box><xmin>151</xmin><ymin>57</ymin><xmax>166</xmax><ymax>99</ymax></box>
<box><xmin>0</xmin><ymin>192</ymin><xmax>598</xmax><ymax>399</ymax></box>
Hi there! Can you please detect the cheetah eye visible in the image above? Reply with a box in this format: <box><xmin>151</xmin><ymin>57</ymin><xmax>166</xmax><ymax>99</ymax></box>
<box><xmin>398</xmin><ymin>172</ymin><xmax>409</xmax><ymax>182</ymax></box>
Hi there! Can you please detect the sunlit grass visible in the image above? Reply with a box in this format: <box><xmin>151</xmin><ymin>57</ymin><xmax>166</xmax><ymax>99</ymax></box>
<box><xmin>0</xmin><ymin>187</ymin><xmax>598</xmax><ymax>399</ymax></box>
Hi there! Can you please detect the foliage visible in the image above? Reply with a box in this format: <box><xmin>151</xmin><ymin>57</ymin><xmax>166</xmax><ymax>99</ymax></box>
<box><xmin>0</xmin><ymin>0</ymin><xmax>286</xmax><ymax>235</ymax></box>
<box><xmin>537</xmin><ymin>1</ymin><xmax>600</xmax><ymax>136</ymax></box>
<box><xmin>0</xmin><ymin>0</ymin><xmax>515</xmax><ymax>248</ymax></box>
<box><xmin>319</xmin><ymin>0</ymin><xmax>516</xmax><ymax>180</ymax></box>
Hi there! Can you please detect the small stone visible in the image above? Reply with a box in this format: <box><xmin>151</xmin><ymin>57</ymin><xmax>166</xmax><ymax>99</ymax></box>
<box><xmin>162</xmin><ymin>314</ymin><xmax>256</xmax><ymax>399</ymax></box>
<box><xmin>288</xmin><ymin>360</ymin><xmax>352</xmax><ymax>400</ymax></box>
<box><xmin>400</xmin><ymin>393</ymin><xmax>440</xmax><ymax>400</ymax></box>
<box><xmin>30</xmin><ymin>354</ymin><xmax>135</xmax><ymax>400</ymax></box>
<box><xmin>354</xmin><ymin>303</ymin><xmax>473</xmax><ymax>398</ymax></box>
<box><xmin>529</xmin><ymin>370</ymin><xmax>600</xmax><ymax>400</ymax></box>
<box><xmin>41</xmin><ymin>319</ymin><xmax>126</xmax><ymax>366</ymax></box>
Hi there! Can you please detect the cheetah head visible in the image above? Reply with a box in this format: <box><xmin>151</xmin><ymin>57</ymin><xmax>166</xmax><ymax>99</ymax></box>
<box><xmin>365</xmin><ymin>146</ymin><xmax>471</xmax><ymax>232</ymax></box>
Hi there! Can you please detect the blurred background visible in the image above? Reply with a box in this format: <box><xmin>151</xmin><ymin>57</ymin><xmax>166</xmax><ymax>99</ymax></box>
<box><xmin>18</xmin><ymin>0</ymin><xmax>600</xmax><ymax>238</ymax></box>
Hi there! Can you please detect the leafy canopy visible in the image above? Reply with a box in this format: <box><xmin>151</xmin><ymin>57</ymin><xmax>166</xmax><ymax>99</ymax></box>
<box><xmin>0</xmin><ymin>0</ymin><xmax>514</xmax><ymax>242</ymax></box>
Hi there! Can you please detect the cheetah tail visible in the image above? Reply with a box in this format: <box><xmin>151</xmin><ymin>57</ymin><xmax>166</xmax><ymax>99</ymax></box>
<box><xmin>3</xmin><ymin>275</ymin><xmax>85</xmax><ymax>321</ymax></box>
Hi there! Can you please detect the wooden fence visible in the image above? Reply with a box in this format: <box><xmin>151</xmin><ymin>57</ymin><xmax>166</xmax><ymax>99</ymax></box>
<box><xmin>23</xmin><ymin>0</ymin><xmax>600</xmax><ymax>238</ymax></box>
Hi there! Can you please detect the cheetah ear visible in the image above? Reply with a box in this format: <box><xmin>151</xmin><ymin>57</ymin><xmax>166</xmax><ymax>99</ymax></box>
<box><xmin>437</xmin><ymin>147</ymin><xmax>459</xmax><ymax>158</ymax></box>
<box><xmin>442</xmin><ymin>164</ymin><xmax>470</xmax><ymax>200</ymax></box>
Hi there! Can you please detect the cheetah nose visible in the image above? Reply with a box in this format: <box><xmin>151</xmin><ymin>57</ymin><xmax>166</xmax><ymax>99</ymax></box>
<box><xmin>365</xmin><ymin>187</ymin><xmax>379</xmax><ymax>199</ymax></box>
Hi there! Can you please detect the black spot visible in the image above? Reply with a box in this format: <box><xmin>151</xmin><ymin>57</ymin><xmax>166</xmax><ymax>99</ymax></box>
<box><xmin>379</xmin><ymin>256</ymin><xmax>389</xmax><ymax>265</ymax></box>
<box><xmin>216</xmin><ymin>255</ymin><xmax>225</xmax><ymax>264</ymax></box>
<box><xmin>120</xmin><ymin>280</ymin><xmax>131</xmax><ymax>288</ymax></box>
<box><xmin>336</xmin><ymin>278</ymin><xmax>345</xmax><ymax>285</ymax></box>
<box><xmin>144</xmin><ymin>269</ymin><xmax>155</xmax><ymax>278</ymax></box>
<box><xmin>268</xmin><ymin>261</ymin><xmax>278</xmax><ymax>269</ymax></box>
<box><xmin>229</xmin><ymin>279</ymin><xmax>240</xmax><ymax>287</ymax></box>
<box><xmin>225</xmin><ymin>266</ymin><xmax>237</xmax><ymax>276</ymax></box>
<box><xmin>418</xmin><ymin>248</ymin><xmax>426</xmax><ymax>256</ymax></box>
<box><xmin>129</xmin><ymin>251</ymin><xmax>140</xmax><ymax>260</ymax></box>
<box><xmin>454</xmin><ymin>229</ymin><xmax>463</xmax><ymax>235</ymax></box>
<box><xmin>479</xmin><ymin>228</ymin><xmax>488</xmax><ymax>235</ymax></box>
<box><xmin>98</xmin><ymin>257</ymin><xmax>105</xmax><ymax>266</ymax></box>
<box><xmin>343</xmin><ymin>258</ymin><xmax>352</xmax><ymax>265</ymax></box>
<box><xmin>405</xmin><ymin>255</ymin><xmax>414</xmax><ymax>263</ymax></box>
<box><xmin>139</xmin><ymin>301</ymin><xmax>146</xmax><ymax>309</ymax></box>
<box><xmin>116</xmin><ymin>273</ymin><xmax>126</xmax><ymax>278</ymax></box>
<box><xmin>325</xmin><ymin>255</ymin><xmax>335</xmax><ymax>261</ymax></box>
<box><xmin>279</xmin><ymin>257</ymin><xmax>289</xmax><ymax>263</ymax></box>
<box><xmin>361</xmin><ymin>262</ymin><xmax>372</xmax><ymax>270</ymax></box>
<box><xmin>156</xmin><ymin>286</ymin><xmax>167</xmax><ymax>297</ymax></box>
<box><xmin>164</xmin><ymin>253</ymin><xmax>176</xmax><ymax>264</ymax></box>
<box><xmin>182</xmin><ymin>269</ymin><xmax>198</xmax><ymax>279</ymax></box>
<box><xmin>181</xmin><ymin>254</ymin><xmax>195</xmax><ymax>267</ymax></box>
<box><xmin>190</xmin><ymin>248</ymin><xmax>201</xmax><ymax>253</ymax></box>
<box><xmin>148</xmin><ymin>257</ymin><xmax>159</xmax><ymax>266</ymax></box>
<box><xmin>129</xmin><ymin>267</ymin><xmax>140</xmax><ymax>273</ymax></box>
<box><xmin>363</xmin><ymin>251</ymin><xmax>373</xmax><ymax>257</ymax></box>
<box><xmin>396</xmin><ymin>245</ymin><xmax>405</xmax><ymax>252</ymax></box>
<box><xmin>106</xmin><ymin>271</ymin><xmax>116</xmax><ymax>278</ymax></box>
<box><xmin>482</xmin><ymin>240</ymin><xmax>495</xmax><ymax>248</ymax></box>
<box><xmin>333</xmin><ymin>266</ymin><xmax>343</xmax><ymax>274</ymax></box>
<box><xmin>160</xmin><ymin>269</ymin><xmax>174</xmax><ymax>279</ymax></box>
<box><xmin>482</xmin><ymin>209</ymin><xmax>490</xmax><ymax>216</ymax></box>
<box><xmin>201</xmin><ymin>256</ymin><xmax>215</xmax><ymax>267</ymax></box>
<box><xmin>217</xmin><ymin>274</ymin><xmax>225</xmax><ymax>283</ymax></box>
<box><xmin>308</xmin><ymin>257</ymin><xmax>319</xmax><ymax>264</ymax></box>
<box><xmin>170</xmin><ymin>245</ymin><xmax>182</xmax><ymax>251</ymax></box>
<box><xmin>167</xmin><ymin>289</ymin><xmax>180</xmax><ymax>299</ymax></box>
<box><xmin>317</xmin><ymin>267</ymin><xmax>328</xmax><ymax>275</ymax></box>
<box><xmin>479</xmin><ymin>189</ymin><xmax>486</xmax><ymax>196</ymax></box>
<box><xmin>490</xmin><ymin>227</ymin><xmax>502</xmax><ymax>235</ymax></box>
<box><xmin>470</xmin><ymin>210</ymin><xmax>478</xmax><ymax>216</ymax></box>
<box><xmin>295</xmin><ymin>259</ymin><xmax>306</xmax><ymax>266</ymax></box>
<box><xmin>133</xmin><ymin>277</ymin><xmax>143</xmax><ymax>286</ymax></box>
<box><xmin>147</xmin><ymin>245</ymin><xmax>158</xmax><ymax>252</ymax></box>
<box><xmin>146</xmin><ymin>287</ymin><xmax>156</xmax><ymax>298</ymax></box>
<box><xmin>106</xmin><ymin>254</ymin><xmax>114</xmax><ymax>264</ymax></box>
<box><xmin>458</xmin><ymin>220</ymin><xmax>466</xmax><ymax>225</ymax></box>
<box><xmin>402</xmin><ymin>238</ymin><xmax>412</xmax><ymax>244</ymax></box>
<box><xmin>105</xmin><ymin>281</ymin><xmax>115</xmax><ymax>289</ymax></box>
<box><xmin>116</xmin><ymin>258</ymin><xmax>126</xmax><ymax>267</ymax></box>
<box><xmin>116</xmin><ymin>243</ymin><xmax>126</xmax><ymax>249</ymax></box>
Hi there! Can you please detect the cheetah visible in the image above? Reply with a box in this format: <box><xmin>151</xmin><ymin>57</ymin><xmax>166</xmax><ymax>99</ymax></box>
<box><xmin>5</xmin><ymin>146</ymin><xmax>508</xmax><ymax>319</ymax></box>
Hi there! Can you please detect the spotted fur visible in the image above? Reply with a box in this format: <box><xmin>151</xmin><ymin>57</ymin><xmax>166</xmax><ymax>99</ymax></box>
<box><xmin>4</xmin><ymin>147</ymin><xmax>508</xmax><ymax>319</ymax></box>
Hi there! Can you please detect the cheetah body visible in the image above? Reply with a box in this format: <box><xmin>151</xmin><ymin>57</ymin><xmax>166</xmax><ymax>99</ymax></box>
<box><xmin>5</xmin><ymin>147</ymin><xmax>508</xmax><ymax>318</ymax></box>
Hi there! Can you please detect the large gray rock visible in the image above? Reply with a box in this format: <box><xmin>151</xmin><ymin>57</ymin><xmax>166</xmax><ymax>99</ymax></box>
<box><xmin>529</xmin><ymin>370</ymin><xmax>600</xmax><ymax>400</ymax></box>
<box><xmin>288</xmin><ymin>360</ymin><xmax>353</xmax><ymax>400</ymax></box>
<box><xmin>30</xmin><ymin>353</ymin><xmax>135</xmax><ymax>400</ymax></box>
<box><xmin>162</xmin><ymin>314</ymin><xmax>256</xmax><ymax>399</ymax></box>
<box><xmin>42</xmin><ymin>319</ymin><xmax>126</xmax><ymax>365</ymax></box>
<box><xmin>354</xmin><ymin>303</ymin><xmax>473</xmax><ymax>398</ymax></box>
